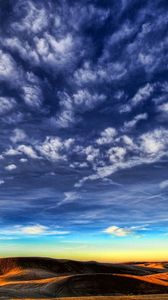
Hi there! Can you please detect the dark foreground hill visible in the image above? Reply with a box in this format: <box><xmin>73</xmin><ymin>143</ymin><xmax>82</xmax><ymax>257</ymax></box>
<box><xmin>0</xmin><ymin>257</ymin><xmax>168</xmax><ymax>298</ymax></box>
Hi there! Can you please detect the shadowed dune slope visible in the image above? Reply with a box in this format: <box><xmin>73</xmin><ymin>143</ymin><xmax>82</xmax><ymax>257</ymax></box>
<box><xmin>45</xmin><ymin>274</ymin><xmax>168</xmax><ymax>297</ymax></box>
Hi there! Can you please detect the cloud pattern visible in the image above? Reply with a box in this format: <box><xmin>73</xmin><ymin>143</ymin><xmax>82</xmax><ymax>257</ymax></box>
<box><xmin>0</xmin><ymin>0</ymin><xmax>168</xmax><ymax>239</ymax></box>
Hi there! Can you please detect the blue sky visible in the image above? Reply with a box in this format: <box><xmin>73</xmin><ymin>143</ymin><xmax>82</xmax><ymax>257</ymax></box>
<box><xmin>0</xmin><ymin>0</ymin><xmax>168</xmax><ymax>261</ymax></box>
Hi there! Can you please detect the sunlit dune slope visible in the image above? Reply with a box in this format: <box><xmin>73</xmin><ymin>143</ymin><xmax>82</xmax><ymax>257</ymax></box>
<box><xmin>133</xmin><ymin>262</ymin><xmax>168</xmax><ymax>270</ymax></box>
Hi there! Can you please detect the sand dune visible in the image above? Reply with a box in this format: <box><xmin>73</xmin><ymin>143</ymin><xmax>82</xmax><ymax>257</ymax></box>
<box><xmin>0</xmin><ymin>258</ymin><xmax>168</xmax><ymax>298</ymax></box>
<box><xmin>133</xmin><ymin>262</ymin><xmax>168</xmax><ymax>270</ymax></box>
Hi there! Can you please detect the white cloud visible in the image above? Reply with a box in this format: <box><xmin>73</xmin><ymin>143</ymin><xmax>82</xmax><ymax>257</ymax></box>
<box><xmin>54</xmin><ymin>107</ymin><xmax>75</xmax><ymax>128</ymax></box>
<box><xmin>20</xmin><ymin>158</ymin><xmax>28</xmax><ymax>163</ymax></box>
<box><xmin>73</xmin><ymin>89</ymin><xmax>106</xmax><ymax>111</ymax></box>
<box><xmin>123</xmin><ymin>113</ymin><xmax>148</xmax><ymax>131</ymax></box>
<box><xmin>55</xmin><ymin>90</ymin><xmax>106</xmax><ymax>128</ymax></box>
<box><xmin>58</xmin><ymin>191</ymin><xmax>80</xmax><ymax>205</ymax></box>
<box><xmin>0</xmin><ymin>97</ymin><xmax>17</xmax><ymax>116</ymax></box>
<box><xmin>108</xmin><ymin>147</ymin><xmax>126</xmax><ymax>163</ymax></box>
<box><xmin>4</xmin><ymin>144</ymin><xmax>38</xmax><ymax>159</ymax></box>
<box><xmin>103</xmin><ymin>226</ymin><xmax>133</xmax><ymax>237</ymax></box>
<box><xmin>160</xmin><ymin>180</ymin><xmax>168</xmax><ymax>189</ymax></box>
<box><xmin>74</xmin><ymin>61</ymin><xmax>106</xmax><ymax>85</ymax></box>
<box><xmin>122</xmin><ymin>135</ymin><xmax>134</xmax><ymax>148</ymax></box>
<box><xmin>3</xmin><ymin>37</ymin><xmax>39</xmax><ymax>65</ymax></box>
<box><xmin>10</xmin><ymin>128</ymin><xmax>27</xmax><ymax>143</ymax></box>
<box><xmin>64</xmin><ymin>191</ymin><xmax>80</xmax><ymax>202</ymax></box>
<box><xmin>21</xmin><ymin>224</ymin><xmax>47</xmax><ymax>235</ymax></box>
<box><xmin>11</xmin><ymin>1</ymin><xmax>49</xmax><ymax>34</ymax></box>
<box><xmin>138</xmin><ymin>53</ymin><xmax>154</xmax><ymax>66</ymax></box>
<box><xmin>35</xmin><ymin>33</ymin><xmax>75</xmax><ymax>68</ymax></box>
<box><xmin>5</xmin><ymin>164</ymin><xmax>17</xmax><ymax>171</ymax></box>
<box><xmin>70</xmin><ymin>162</ymin><xmax>88</xmax><ymax>169</ymax></box>
<box><xmin>45</xmin><ymin>33</ymin><xmax>73</xmax><ymax>54</ymax></box>
<box><xmin>0</xmin><ymin>180</ymin><xmax>4</xmax><ymax>185</ymax></box>
<box><xmin>5</xmin><ymin>148</ymin><xmax>20</xmax><ymax>156</ymax></box>
<box><xmin>75</xmin><ymin>128</ymin><xmax>168</xmax><ymax>187</ymax></box>
<box><xmin>158</xmin><ymin>103</ymin><xmax>168</xmax><ymax>114</ymax></box>
<box><xmin>22</xmin><ymin>85</ymin><xmax>43</xmax><ymax>108</ymax></box>
<box><xmin>17</xmin><ymin>145</ymin><xmax>39</xmax><ymax>159</ymax></box>
<box><xmin>140</xmin><ymin>129</ymin><xmax>167</xmax><ymax>155</ymax></box>
<box><xmin>96</xmin><ymin>127</ymin><xmax>117</xmax><ymax>145</ymax></box>
<box><xmin>0</xmin><ymin>50</ymin><xmax>19</xmax><ymax>81</ymax></box>
<box><xmin>0</xmin><ymin>224</ymin><xmax>70</xmax><ymax>237</ymax></box>
<box><xmin>121</xmin><ymin>84</ymin><xmax>154</xmax><ymax>112</ymax></box>
<box><xmin>38</xmin><ymin>137</ymin><xmax>65</xmax><ymax>161</ymax></box>
<box><xmin>2</xmin><ymin>112</ymin><xmax>24</xmax><ymax>125</ymax></box>
<box><xmin>84</xmin><ymin>146</ymin><xmax>100</xmax><ymax>162</ymax></box>
<box><xmin>138</xmin><ymin>84</ymin><xmax>153</xmax><ymax>104</ymax></box>
<box><xmin>37</xmin><ymin>136</ymin><xmax>74</xmax><ymax>161</ymax></box>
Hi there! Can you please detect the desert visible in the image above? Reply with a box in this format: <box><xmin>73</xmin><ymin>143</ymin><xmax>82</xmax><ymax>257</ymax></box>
<box><xmin>0</xmin><ymin>257</ymin><xmax>168</xmax><ymax>299</ymax></box>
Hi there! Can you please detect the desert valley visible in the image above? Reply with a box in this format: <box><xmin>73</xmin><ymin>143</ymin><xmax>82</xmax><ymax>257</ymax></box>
<box><xmin>0</xmin><ymin>257</ymin><xmax>168</xmax><ymax>299</ymax></box>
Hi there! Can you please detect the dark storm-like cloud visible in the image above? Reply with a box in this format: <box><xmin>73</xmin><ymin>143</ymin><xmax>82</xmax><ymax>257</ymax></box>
<box><xmin>0</xmin><ymin>0</ymin><xmax>168</xmax><ymax>234</ymax></box>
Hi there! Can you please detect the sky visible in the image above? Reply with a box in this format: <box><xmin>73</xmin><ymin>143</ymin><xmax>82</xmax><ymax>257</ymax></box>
<box><xmin>0</xmin><ymin>0</ymin><xmax>168</xmax><ymax>262</ymax></box>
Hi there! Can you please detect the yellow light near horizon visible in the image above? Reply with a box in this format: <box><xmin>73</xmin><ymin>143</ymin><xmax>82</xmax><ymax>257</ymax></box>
<box><xmin>1</xmin><ymin>239</ymin><xmax>168</xmax><ymax>263</ymax></box>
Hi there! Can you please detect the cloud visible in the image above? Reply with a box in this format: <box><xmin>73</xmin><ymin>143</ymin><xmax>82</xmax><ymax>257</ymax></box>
<box><xmin>0</xmin><ymin>97</ymin><xmax>17</xmax><ymax>116</ymax></box>
<box><xmin>74</xmin><ymin>61</ymin><xmax>107</xmax><ymax>86</ymax></box>
<box><xmin>37</xmin><ymin>136</ymin><xmax>74</xmax><ymax>161</ymax></box>
<box><xmin>140</xmin><ymin>129</ymin><xmax>167</xmax><ymax>155</ymax></box>
<box><xmin>158</xmin><ymin>103</ymin><xmax>168</xmax><ymax>114</ymax></box>
<box><xmin>0</xmin><ymin>180</ymin><xmax>4</xmax><ymax>185</ymax></box>
<box><xmin>84</xmin><ymin>146</ymin><xmax>100</xmax><ymax>162</ymax></box>
<box><xmin>73</xmin><ymin>90</ymin><xmax>106</xmax><ymax>111</ymax></box>
<box><xmin>75</xmin><ymin>128</ymin><xmax>168</xmax><ymax>187</ymax></box>
<box><xmin>108</xmin><ymin>147</ymin><xmax>126</xmax><ymax>163</ymax></box>
<box><xmin>131</xmin><ymin>84</ymin><xmax>154</xmax><ymax>106</ymax></box>
<box><xmin>123</xmin><ymin>113</ymin><xmax>148</xmax><ymax>131</ymax></box>
<box><xmin>103</xmin><ymin>226</ymin><xmax>133</xmax><ymax>237</ymax></box>
<box><xmin>4</xmin><ymin>144</ymin><xmax>38</xmax><ymax>159</ymax></box>
<box><xmin>96</xmin><ymin>127</ymin><xmax>117</xmax><ymax>145</ymax></box>
<box><xmin>160</xmin><ymin>180</ymin><xmax>168</xmax><ymax>189</ymax></box>
<box><xmin>0</xmin><ymin>0</ymin><xmax>168</xmax><ymax>238</ymax></box>
<box><xmin>4</xmin><ymin>148</ymin><xmax>20</xmax><ymax>156</ymax></box>
<box><xmin>120</xmin><ymin>84</ymin><xmax>154</xmax><ymax>113</ymax></box>
<box><xmin>2</xmin><ymin>112</ymin><xmax>24</xmax><ymax>125</ymax></box>
<box><xmin>0</xmin><ymin>50</ymin><xmax>19</xmax><ymax>82</ymax></box>
<box><xmin>20</xmin><ymin>158</ymin><xmax>28</xmax><ymax>163</ymax></box>
<box><xmin>11</xmin><ymin>1</ymin><xmax>49</xmax><ymax>34</ymax></box>
<box><xmin>21</xmin><ymin>224</ymin><xmax>47</xmax><ymax>235</ymax></box>
<box><xmin>5</xmin><ymin>164</ymin><xmax>17</xmax><ymax>171</ymax></box>
<box><xmin>17</xmin><ymin>145</ymin><xmax>39</xmax><ymax>159</ymax></box>
<box><xmin>0</xmin><ymin>224</ymin><xmax>70</xmax><ymax>237</ymax></box>
<box><xmin>10</xmin><ymin>129</ymin><xmax>27</xmax><ymax>143</ymax></box>
<box><xmin>35</xmin><ymin>33</ymin><xmax>75</xmax><ymax>69</ymax></box>
<box><xmin>55</xmin><ymin>90</ymin><xmax>106</xmax><ymax>128</ymax></box>
<box><xmin>64</xmin><ymin>192</ymin><xmax>80</xmax><ymax>202</ymax></box>
<box><xmin>22</xmin><ymin>85</ymin><xmax>43</xmax><ymax>108</ymax></box>
<box><xmin>58</xmin><ymin>191</ymin><xmax>80</xmax><ymax>206</ymax></box>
